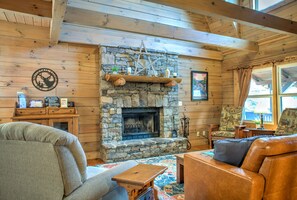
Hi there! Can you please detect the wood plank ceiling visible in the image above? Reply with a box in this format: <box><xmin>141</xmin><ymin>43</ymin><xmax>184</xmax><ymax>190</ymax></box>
<box><xmin>0</xmin><ymin>0</ymin><xmax>297</xmax><ymax>60</ymax></box>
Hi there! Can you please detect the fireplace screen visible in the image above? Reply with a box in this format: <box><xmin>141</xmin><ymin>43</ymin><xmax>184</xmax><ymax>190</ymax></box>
<box><xmin>122</xmin><ymin>108</ymin><xmax>160</xmax><ymax>140</ymax></box>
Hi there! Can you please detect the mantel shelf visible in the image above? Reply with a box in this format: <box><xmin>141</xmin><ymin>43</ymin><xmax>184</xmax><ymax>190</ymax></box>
<box><xmin>105</xmin><ymin>74</ymin><xmax>182</xmax><ymax>87</ymax></box>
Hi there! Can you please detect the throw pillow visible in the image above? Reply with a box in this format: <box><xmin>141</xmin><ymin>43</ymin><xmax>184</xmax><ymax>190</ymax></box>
<box><xmin>213</xmin><ymin>135</ymin><xmax>272</xmax><ymax>167</ymax></box>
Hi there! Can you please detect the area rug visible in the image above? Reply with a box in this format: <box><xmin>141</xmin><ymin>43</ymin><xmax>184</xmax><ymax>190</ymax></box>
<box><xmin>96</xmin><ymin>154</ymin><xmax>184</xmax><ymax>200</ymax></box>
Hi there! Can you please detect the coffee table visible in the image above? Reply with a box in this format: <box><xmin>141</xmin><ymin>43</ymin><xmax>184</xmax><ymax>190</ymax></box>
<box><xmin>175</xmin><ymin>154</ymin><xmax>184</xmax><ymax>183</ymax></box>
<box><xmin>112</xmin><ymin>164</ymin><xmax>167</xmax><ymax>200</ymax></box>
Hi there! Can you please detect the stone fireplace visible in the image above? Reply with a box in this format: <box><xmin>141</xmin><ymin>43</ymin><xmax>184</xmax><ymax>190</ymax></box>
<box><xmin>99</xmin><ymin>46</ymin><xmax>187</xmax><ymax>162</ymax></box>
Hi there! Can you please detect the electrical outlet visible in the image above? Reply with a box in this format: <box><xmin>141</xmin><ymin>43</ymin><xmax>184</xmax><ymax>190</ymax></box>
<box><xmin>202</xmin><ymin>131</ymin><xmax>206</xmax><ymax>136</ymax></box>
<box><xmin>197</xmin><ymin>131</ymin><xmax>200</xmax><ymax>137</ymax></box>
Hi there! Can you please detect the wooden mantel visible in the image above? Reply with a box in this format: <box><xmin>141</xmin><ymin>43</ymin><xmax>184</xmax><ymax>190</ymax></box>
<box><xmin>105</xmin><ymin>74</ymin><xmax>182</xmax><ymax>87</ymax></box>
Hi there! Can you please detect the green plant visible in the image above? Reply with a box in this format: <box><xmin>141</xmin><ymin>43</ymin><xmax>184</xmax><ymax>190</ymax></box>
<box><xmin>111</xmin><ymin>66</ymin><xmax>119</xmax><ymax>72</ymax></box>
<box><xmin>254</xmin><ymin>119</ymin><xmax>260</xmax><ymax>125</ymax></box>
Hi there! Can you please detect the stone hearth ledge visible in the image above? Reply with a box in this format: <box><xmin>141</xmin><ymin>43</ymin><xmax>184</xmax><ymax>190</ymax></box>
<box><xmin>101</xmin><ymin>137</ymin><xmax>187</xmax><ymax>163</ymax></box>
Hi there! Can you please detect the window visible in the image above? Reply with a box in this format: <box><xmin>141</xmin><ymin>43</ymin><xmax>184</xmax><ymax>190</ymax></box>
<box><xmin>254</xmin><ymin>0</ymin><xmax>284</xmax><ymax>10</ymax></box>
<box><xmin>243</xmin><ymin>67</ymin><xmax>273</xmax><ymax>123</ymax></box>
<box><xmin>278</xmin><ymin>63</ymin><xmax>297</xmax><ymax>112</ymax></box>
<box><xmin>225</xmin><ymin>0</ymin><xmax>238</xmax><ymax>4</ymax></box>
<box><xmin>243</xmin><ymin>62</ymin><xmax>297</xmax><ymax>125</ymax></box>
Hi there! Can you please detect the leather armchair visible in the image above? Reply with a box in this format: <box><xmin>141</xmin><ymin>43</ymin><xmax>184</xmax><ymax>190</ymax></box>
<box><xmin>0</xmin><ymin>122</ymin><xmax>138</xmax><ymax>200</ymax></box>
<box><xmin>184</xmin><ymin>134</ymin><xmax>297</xmax><ymax>200</ymax></box>
<box><xmin>208</xmin><ymin>105</ymin><xmax>245</xmax><ymax>148</ymax></box>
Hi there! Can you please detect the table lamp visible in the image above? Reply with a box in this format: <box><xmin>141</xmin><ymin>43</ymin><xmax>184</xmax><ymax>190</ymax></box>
<box><xmin>254</xmin><ymin>103</ymin><xmax>269</xmax><ymax>130</ymax></box>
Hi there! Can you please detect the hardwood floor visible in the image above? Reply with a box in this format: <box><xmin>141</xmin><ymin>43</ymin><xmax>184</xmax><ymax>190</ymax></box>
<box><xmin>188</xmin><ymin>144</ymin><xmax>210</xmax><ymax>152</ymax></box>
<box><xmin>87</xmin><ymin>145</ymin><xmax>210</xmax><ymax>166</ymax></box>
<box><xmin>87</xmin><ymin>158</ymin><xmax>104</xmax><ymax>166</ymax></box>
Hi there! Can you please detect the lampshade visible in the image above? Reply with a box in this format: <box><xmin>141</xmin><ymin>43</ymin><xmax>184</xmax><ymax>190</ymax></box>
<box><xmin>254</xmin><ymin>102</ymin><xmax>270</xmax><ymax>114</ymax></box>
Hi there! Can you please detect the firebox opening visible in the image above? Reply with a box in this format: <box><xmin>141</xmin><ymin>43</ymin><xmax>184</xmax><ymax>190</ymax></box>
<box><xmin>122</xmin><ymin>108</ymin><xmax>160</xmax><ymax>140</ymax></box>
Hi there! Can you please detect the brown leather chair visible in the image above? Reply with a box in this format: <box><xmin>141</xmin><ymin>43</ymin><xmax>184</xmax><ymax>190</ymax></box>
<box><xmin>185</xmin><ymin>134</ymin><xmax>297</xmax><ymax>200</ymax></box>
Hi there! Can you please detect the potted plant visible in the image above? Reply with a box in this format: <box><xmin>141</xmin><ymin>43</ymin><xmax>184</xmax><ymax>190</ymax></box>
<box><xmin>254</xmin><ymin>119</ymin><xmax>261</xmax><ymax>129</ymax></box>
<box><xmin>111</xmin><ymin>66</ymin><xmax>119</xmax><ymax>74</ymax></box>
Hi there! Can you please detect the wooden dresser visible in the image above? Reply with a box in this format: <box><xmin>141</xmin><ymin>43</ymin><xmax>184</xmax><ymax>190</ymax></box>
<box><xmin>12</xmin><ymin>107</ymin><xmax>79</xmax><ymax>136</ymax></box>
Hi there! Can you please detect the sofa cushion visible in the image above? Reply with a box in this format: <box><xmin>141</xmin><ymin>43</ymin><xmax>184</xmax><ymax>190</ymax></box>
<box><xmin>211</xmin><ymin>130</ymin><xmax>235</xmax><ymax>138</ymax></box>
<box><xmin>213</xmin><ymin>135</ymin><xmax>272</xmax><ymax>167</ymax></box>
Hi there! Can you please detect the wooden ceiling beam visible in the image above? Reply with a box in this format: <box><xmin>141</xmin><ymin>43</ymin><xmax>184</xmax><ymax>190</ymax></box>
<box><xmin>65</xmin><ymin>6</ymin><xmax>259</xmax><ymax>52</ymax></box>
<box><xmin>144</xmin><ymin>0</ymin><xmax>297</xmax><ymax>35</ymax></box>
<box><xmin>50</xmin><ymin>0</ymin><xmax>68</xmax><ymax>45</ymax></box>
<box><xmin>67</xmin><ymin>0</ymin><xmax>207</xmax><ymax>30</ymax></box>
<box><xmin>60</xmin><ymin>23</ymin><xmax>223</xmax><ymax>60</ymax></box>
<box><xmin>0</xmin><ymin>0</ymin><xmax>52</xmax><ymax>17</ymax></box>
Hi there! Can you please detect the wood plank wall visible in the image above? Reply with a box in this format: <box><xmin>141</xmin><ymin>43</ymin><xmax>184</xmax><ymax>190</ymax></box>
<box><xmin>0</xmin><ymin>21</ymin><xmax>100</xmax><ymax>159</ymax></box>
<box><xmin>178</xmin><ymin>56</ymin><xmax>222</xmax><ymax>146</ymax></box>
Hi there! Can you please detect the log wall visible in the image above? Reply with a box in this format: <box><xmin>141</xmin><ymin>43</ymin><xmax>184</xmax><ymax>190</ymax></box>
<box><xmin>0</xmin><ymin>21</ymin><xmax>100</xmax><ymax>159</ymax></box>
<box><xmin>178</xmin><ymin>56</ymin><xmax>222</xmax><ymax>146</ymax></box>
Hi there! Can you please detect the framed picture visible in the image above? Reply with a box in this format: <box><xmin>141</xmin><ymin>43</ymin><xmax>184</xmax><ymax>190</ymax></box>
<box><xmin>44</xmin><ymin>96</ymin><xmax>60</xmax><ymax>107</ymax></box>
<box><xmin>29</xmin><ymin>100</ymin><xmax>43</xmax><ymax>108</ymax></box>
<box><xmin>191</xmin><ymin>71</ymin><xmax>208</xmax><ymax>101</ymax></box>
<box><xmin>60</xmin><ymin>98</ymin><xmax>68</xmax><ymax>108</ymax></box>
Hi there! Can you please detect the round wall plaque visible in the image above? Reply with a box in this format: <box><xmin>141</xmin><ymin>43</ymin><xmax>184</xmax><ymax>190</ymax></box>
<box><xmin>32</xmin><ymin>68</ymin><xmax>58</xmax><ymax>91</ymax></box>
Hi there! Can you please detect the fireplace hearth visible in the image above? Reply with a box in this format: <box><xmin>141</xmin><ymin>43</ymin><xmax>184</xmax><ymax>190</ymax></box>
<box><xmin>122</xmin><ymin>108</ymin><xmax>160</xmax><ymax>140</ymax></box>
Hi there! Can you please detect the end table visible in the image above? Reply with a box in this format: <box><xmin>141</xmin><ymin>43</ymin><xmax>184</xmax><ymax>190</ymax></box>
<box><xmin>112</xmin><ymin>164</ymin><xmax>167</xmax><ymax>200</ymax></box>
<box><xmin>243</xmin><ymin>128</ymin><xmax>275</xmax><ymax>137</ymax></box>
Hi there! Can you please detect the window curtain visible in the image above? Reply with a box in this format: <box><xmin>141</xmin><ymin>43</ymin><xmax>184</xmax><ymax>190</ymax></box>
<box><xmin>237</xmin><ymin>68</ymin><xmax>252</xmax><ymax>107</ymax></box>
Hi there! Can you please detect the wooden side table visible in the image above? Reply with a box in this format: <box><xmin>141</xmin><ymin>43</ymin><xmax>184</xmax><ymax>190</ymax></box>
<box><xmin>175</xmin><ymin>154</ymin><xmax>184</xmax><ymax>183</ymax></box>
<box><xmin>12</xmin><ymin>107</ymin><xmax>79</xmax><ymax>136</ymax></box>
<box><xmin>112</xmin><ymin>164</ymin><xmax>167</xmax><ymax>200</ymax></box>
<box><xmin>243</xmin><ymin>128</ymin><xmax>275</xmax><ymax>137</ymax></box>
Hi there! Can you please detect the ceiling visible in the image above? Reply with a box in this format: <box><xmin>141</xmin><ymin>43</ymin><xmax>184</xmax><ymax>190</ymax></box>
<box><xmin>0</xmin><ymin>0</ymin><xmax>297</xmax><ymax>60</ymax></box>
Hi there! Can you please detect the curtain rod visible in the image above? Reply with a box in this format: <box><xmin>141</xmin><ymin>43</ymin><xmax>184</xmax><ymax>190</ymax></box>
<box><xmin>225</xmin><ymin>56</ymin><xmax>297</xmax><ymax>72</ymax></box>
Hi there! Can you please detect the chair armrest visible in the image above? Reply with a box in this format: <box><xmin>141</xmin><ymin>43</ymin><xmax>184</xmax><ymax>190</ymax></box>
<box><xmin>235</xmin><ymin>125</ymin><xmax>247</xmax><ymax>129</ymax></box>
<box><xmin>184</xmin><ymin>152</ymin><xmax>264</xmax><ymax>200</ymax></box>
<box><xmin>235</xmin><ymin>125</ymin><xmax>247</xmax><ymax>138</ymax></box>
<box><xmin>209</xmin><ymin>124</ymin><xmax>219</xmax><ymax>132</ymax></box>
<box><xmin>64</xmin><ymin>160</ymin><xmax>138</xmax><ymax>200</ymax></box>
<box><xmin>208</xmin><ymin>124</ymin><xmax>220</xmax><ymax>148</ymax></box>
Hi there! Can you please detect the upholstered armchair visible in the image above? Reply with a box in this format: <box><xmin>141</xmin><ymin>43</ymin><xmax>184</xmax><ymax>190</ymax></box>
<box><xmin>275</xmin><ymin>108</ymin><xmax>297</xmax><ymax>135</ymax></box>
<box><xmin>0</xmin><ymin>122</ymin><xmax>138</xmax><ymax>200</ymax></box>
<box><xmin>208</xmin><ymin>105</ymin><xmax>245</xmax><ymax>148</ymax></box>
<box><xmin>184</xmin><ymin>134</ymin><xmax>297</xmax><ymax>200</ymax></box>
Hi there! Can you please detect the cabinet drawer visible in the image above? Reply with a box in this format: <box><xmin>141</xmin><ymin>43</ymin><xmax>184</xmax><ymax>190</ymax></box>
<box><xmin>16</xmin><ymin>108</ymin><xmax>46</xmax><ymax>116</ymax></box>
<box><xmin>48</xmin><ymin>108</ymin><xmax>75</xmax><ymax>114</ymax></box>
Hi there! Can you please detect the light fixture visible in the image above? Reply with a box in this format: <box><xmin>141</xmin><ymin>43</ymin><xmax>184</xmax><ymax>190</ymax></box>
<box><xmin>254</xmin><ymin>103</ymin><xmax>270</xmax><ymax>129</ymax></box>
